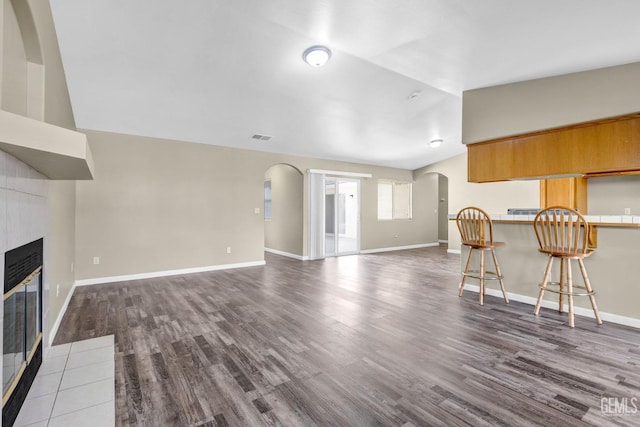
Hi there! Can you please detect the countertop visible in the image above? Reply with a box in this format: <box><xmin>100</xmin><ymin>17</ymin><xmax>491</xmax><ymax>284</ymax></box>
<box><xmin>449</xmin><ymin>213</ymin><xmax>640</xmax><ymax>227</ymax></box>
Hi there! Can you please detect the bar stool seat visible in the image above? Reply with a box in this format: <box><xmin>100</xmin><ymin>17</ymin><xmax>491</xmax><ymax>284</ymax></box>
<box><xmin>533</xmin><ymin>206</ymin><xmax>602</xmax><ymax>328</ymax></box>
<box><xmin>463</xmin><ymin>240</ymin><xmax>506</xmax><ymax>250</ymax></box>
<box><xmin>456</xmin><ymin>207</ymin><xmax>509</xmax><ymax>305</ymax></box>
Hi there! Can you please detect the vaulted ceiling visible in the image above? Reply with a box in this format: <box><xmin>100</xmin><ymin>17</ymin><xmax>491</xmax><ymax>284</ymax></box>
<box><xmin>50</xmin><ymin>0</ymin><xmax>640</xmax><ymax>170</ymax></box>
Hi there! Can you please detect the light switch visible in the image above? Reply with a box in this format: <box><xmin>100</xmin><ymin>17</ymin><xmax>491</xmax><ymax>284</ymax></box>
<box><xmin>254</xmin><ymin>207</ymin><xmax>260</xmax><ymax>214</ymax></box>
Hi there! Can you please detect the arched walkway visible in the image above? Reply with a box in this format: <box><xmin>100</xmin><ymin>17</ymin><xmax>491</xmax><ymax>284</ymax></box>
<box><xmin>416</xmin><ymin>171</ymin><xmax>450</xmax><ymax>244</ymax></box>
<box><xmin>263</xmin><ymin>164</ymin><xmax>304</xmax><ymax>259</ymax></box>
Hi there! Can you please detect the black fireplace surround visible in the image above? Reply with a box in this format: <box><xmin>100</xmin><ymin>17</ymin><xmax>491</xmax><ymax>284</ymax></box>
<box><xmin>3</xmin><ymin>238</ymin><xmax>43</xmax><ymax>427</ymax></box>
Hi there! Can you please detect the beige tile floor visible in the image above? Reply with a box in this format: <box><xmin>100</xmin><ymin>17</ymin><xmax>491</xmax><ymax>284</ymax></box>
<box><xmin>14</xmin><ymin>335</ymin><xmax>115</xmax><ymax>427</ymax></box>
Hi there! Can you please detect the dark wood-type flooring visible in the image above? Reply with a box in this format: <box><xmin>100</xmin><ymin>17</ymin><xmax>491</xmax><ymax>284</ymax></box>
<box><xmin>54</xmin><ymin>246</ymin><xmax>640</xmax><ymax>426</ymax></box>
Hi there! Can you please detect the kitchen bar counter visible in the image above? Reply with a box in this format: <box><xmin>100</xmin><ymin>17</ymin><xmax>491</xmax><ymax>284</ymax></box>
<box><xmin>492</xmin><ymin>214</ymin><xmax>640</xmax><ymax>228</ymax></box>
<box><xmin>449</xmin><ymin>214</ymin><xmax>640</xmax><ymax>327</ymax></box>
<box><xmin>450</xmin><ymin>213</ymin><xmax>640</xmax><ymax>227</ymax></box>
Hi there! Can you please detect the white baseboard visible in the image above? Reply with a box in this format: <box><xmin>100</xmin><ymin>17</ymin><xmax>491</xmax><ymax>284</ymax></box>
<box><xmin>49</xmin><ymin>281</ymin><xmax>77</xmax><ymax>346</ymax></box>
<box><xmin>438</xmin><ymin>240</ymin><xmax>448</xmax><ymax>244</ymax></box>
<box><xmin>460</xmin><ymin>284</ymin><xmax>640</xmax><ymax>329</ymax></box>
<box><xmin>264</xmin><ymin>248</ymin><xmax>308</xmax><ymax>261</ymax></box>
<box><xmin>74</xmin><ymin>260</ymin><xmax>266</xmax><ymax>287</ymax></box>
<box><xmin>447</xmin><ymin>249</ymin><xmax>461</xmax><ymax>254</ymax></box>
<box><xmin>360</xmin><ymin>243</ymin><xmax>439</xmax><ymax>254</ymax></box>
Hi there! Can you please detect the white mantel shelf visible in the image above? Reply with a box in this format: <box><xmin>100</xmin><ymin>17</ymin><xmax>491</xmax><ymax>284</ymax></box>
<box><xmin>0</xmin><ymin>110</ymin><xmax>94</xmax><ymax>180</ymax></box>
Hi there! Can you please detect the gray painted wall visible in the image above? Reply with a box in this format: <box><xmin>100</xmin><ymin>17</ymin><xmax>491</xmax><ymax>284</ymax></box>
<box><xmin>414</xmin><ymin>154</ymin><xmax>540</xmax><ymax>251</ymax></box>
<box><xmin>438</xmin><ymin>174</ymin><xmax>448</xmax><ymax>241</ymax></box>
<box><xmin>588</xmin><ymin>175</ymin><xmax>640</xmax><ymax>216</ymax></box>
<box><xmin>463</xmin><ymin>62</ymin><xmax>640</xmax><ymax>144</ymax></box>
<box><xmin>75</xmin><ymin>130</ymin><xmax>439</xmax><ymax>281</ymax></box>
<box><xmin>264</xmin><ymin>164</ymin><xmax>304</xmax><ymax>256</ymax></box>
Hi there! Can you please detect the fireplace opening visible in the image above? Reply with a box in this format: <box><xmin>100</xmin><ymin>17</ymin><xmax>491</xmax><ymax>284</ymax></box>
<box><xmin>2</xmin><ymin>238</ymin><xmax>43</xmax><ymax>427</ymax></box>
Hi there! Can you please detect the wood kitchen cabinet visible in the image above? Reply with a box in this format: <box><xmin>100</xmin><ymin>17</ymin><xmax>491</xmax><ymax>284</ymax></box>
<box><xmin>539</xmin><ymin>177</ymin><xmax>587</xmax><ymax>213</ymax></box>
<box><xmin>467</xmin><ymin>113</ymin><xmax>640</xmax><ymax>183</ymax></box>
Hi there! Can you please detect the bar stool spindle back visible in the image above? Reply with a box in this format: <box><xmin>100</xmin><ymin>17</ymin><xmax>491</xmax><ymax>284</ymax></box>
<box><xmin>456</xmin><ymin>207</ymin><xmax>509</xmax><ymax>305</ymax></box>
<box><xmin>533</xmin><ymin>206</ymin><xmax>602</xmax><ymax>327</ymax></box>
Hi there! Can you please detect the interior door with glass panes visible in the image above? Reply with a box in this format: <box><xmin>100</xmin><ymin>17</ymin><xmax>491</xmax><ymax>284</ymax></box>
<box><xmin>324</xmin><ymin>178</ymin><xmax>360</xmax><ymax>256</ymax></box>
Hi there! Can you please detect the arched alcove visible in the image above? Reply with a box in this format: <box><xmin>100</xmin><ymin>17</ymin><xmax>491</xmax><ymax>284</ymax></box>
<box><xmin>416</xmin><ymin>171</ymin><xmax>450</xmax><ymax>247</ymax></box>
<box><xmin>263</xmin><ymin>163</ymin><xmax>304</xmax><ymax>259</ymax></box>
<box><xmin>10</xmin><ymin>0</ymin><xmax>43</xmax><ymax>64</ymax></box>
<box><xmin>4</xmin><ymin>0</ymin><xmax>44</xmax><ymax>120</ymax></box>
<box><xmin>436</xmin><ymin>173</ymin><xmax>449</xmax><ymax>242</ymax></box>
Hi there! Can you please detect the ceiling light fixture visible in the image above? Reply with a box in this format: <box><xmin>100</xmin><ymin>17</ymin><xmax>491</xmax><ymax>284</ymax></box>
<box><xmin>429</xmin><ymin>139</ymin><xmax>443</xmax><ymax>148</ymax></box>
<box><xmin>303</xmin><ymin>45</ymin><xmax>331</xmax><ymax>67</ymax></box>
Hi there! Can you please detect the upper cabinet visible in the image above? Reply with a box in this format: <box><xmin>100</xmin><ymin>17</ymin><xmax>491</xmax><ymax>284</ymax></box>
<box><xmin>463</xmin><ymin>62</ymin><xmax>640</xmax><ymax>185</ymax></box>
<box><xmin>467</xmin><ymin>114</ymin><xmax>640</xmax><ymax>183</ymax></box>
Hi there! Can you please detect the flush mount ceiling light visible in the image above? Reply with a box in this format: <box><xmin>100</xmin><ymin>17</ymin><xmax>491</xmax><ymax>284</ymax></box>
<box><xmin>429</xmin><ymin>139</ymin><xmax>443</xmax><ymax>148</ymax></box>
<box><xmin>303</xmin><ymin>45</ymin><xmax>331</xmax><ymax>67</ymax></box>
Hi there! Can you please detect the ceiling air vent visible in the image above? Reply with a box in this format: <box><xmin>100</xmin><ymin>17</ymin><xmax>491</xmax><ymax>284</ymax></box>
<box><xmin>250</xmin><ymin>134</ymin><xmax>272</xmax><ymax>142</ymax></box>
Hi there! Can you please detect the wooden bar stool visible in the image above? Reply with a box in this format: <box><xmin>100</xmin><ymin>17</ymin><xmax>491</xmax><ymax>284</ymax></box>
<box><xmin>533</xmin><ymin>206</ymin><xmax>602</xmax><ymax>327</ymax></box>
<box><xmin>456</xmin><ymin>207</ymin><xmax>509</xmax><ymax>305</ymax></box>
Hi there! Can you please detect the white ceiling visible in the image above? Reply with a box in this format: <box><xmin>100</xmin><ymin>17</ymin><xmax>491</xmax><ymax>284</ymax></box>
<box><xmin>49</xmin><ymin>0</ymin><xmax>640</xmax><ymax>170</ymax></box>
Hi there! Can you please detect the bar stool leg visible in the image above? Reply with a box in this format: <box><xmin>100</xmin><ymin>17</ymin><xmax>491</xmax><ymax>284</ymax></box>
<box><xmin>558</xmin><ymin>258</ymin><xmax>565</xmax><ymax>313</ymax></box>
<box><xmin>479</xmin><ymin>250</ymin><xmax>485</xmax><ymax>305</ymax></box>
<box><xmin>491</xmin><ymin>249</ymin><xmax>509</xmax><ymax>303</ymax></box>
<box><xmin>459</xmin><ymin>248</ymin><xmax>473</xmax><ymax>297</ymax></box>
<box><xmin>578</xmin><ymin>258</ymin><xmax>603</xmax><ymax>325</ymax></box>
<box><xmin>567</xmin><ymin>258</ymin><xmax>574</xmax><ymax>328</ymax></box>
<box><xmin>534</xmin><ymin>256</ymin><xmax>554</xmax><ymax>316</ymax></box>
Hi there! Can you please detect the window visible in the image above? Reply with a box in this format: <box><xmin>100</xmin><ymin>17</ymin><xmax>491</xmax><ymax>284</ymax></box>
<box><xmin>378</xmin><ymin>180</ymin><xmax>412</xmax><ymax>220</ymax></box>
<box><xmin>264</xmin><ymin>180</ymin><xmax>272</xmax><ymax>220</ymax></box>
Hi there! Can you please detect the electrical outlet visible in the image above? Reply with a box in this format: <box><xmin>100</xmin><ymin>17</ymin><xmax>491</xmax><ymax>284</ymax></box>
<box><xmin>254</xmin><ymin>207</ymin><xmax>260</xmax><ymax>214</ymax></box>
<box><xmin>226</xmin><ymin>246</ymin><xmax>231</xmax><ymax>254</ymax></box>
<box><xmin>93</xmin><ymin>256</ymin><xmax>100</xmax><ymax>265</ymax></box>
<box><xmin>624</xmin><ymin>207</ymin><xmax>631</xmax><ymax>215</ymax></box>
<box><xmin>56</xmin><ymin>284</ymin><xmax>59</xmax><ymax>297</ymax></box>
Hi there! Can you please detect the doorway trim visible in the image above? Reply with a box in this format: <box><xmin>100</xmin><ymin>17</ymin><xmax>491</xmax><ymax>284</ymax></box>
<box><xmin>308</xmin><ymin>169</ymin><xmax>372</xmax><ymax>179</ymax></box>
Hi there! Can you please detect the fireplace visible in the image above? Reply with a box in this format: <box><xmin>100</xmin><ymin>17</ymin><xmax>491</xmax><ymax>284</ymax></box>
<box><xmin>2</xmin><ymin>239</ymin><xmax>43</xmax><ymax>427</ymax></box>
